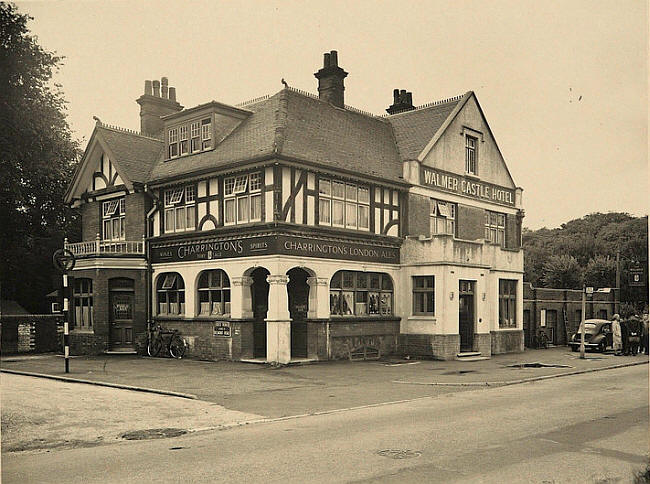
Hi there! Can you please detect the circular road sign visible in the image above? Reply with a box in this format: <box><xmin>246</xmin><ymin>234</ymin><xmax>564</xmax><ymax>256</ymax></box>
<box><xmin>53</xmin><ymin>248</ymin><xmax>76</xmax><ymax>273</ymax></box>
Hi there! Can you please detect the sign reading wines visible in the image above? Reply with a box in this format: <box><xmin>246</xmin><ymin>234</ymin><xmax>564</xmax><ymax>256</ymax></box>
<box><xmin>151</xmin><ymin>234</ymin><xmax>401</xmax><ymax>264</ymax></box>
<box><xmin>420</xmin><ymin>167</ymin><xmax>515</xmax><ymax>207</ymax></box>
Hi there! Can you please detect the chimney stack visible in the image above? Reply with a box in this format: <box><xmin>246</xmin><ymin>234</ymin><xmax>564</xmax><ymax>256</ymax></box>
<box><xmin>386</xmin><ymin>88</ymin><xmax>415</xmax><ymax>114</ymax></box>
<box><xmin>136</xmin><ymin>76</ymin><xmax>183</xmax><ymax>137</ymax></box>
<box><xmin>314</xmin><ymin>50</ymin><xmax>348</xmax><ymax>108</ymax></box>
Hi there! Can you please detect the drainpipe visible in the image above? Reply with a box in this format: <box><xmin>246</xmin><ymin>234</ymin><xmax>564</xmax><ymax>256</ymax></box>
<box><xmin>143</xmin><ymin>184</ymin><xmax>159</xmax><ymax>341</ymax></box>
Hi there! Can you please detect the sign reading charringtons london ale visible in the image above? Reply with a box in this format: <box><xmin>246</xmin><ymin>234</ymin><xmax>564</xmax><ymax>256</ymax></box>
<box><xmin>151</xmin><ymin>234</ymin><xmax>400</xmax><ymax>264</ymax></box>
<box><xmin>420</xmin><ymin>166</ymin><xmax>516</xmax><ymax>207</ymax></box>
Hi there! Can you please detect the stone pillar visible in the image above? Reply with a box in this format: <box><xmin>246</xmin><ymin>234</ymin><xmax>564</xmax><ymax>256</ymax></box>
<box><xmin>307</xmin><ymin>277</ymin><xmax>330</xmax><ymax>319</ymax></box>
<box><xmin>265</xmin><ymin>274</ymin><xmax>291</xmax><ymax>364</ymax></box>
<box><xmin>230</xmin><ymin>276</ymin><xmax>253</xmax><ymax>319</ymax></box>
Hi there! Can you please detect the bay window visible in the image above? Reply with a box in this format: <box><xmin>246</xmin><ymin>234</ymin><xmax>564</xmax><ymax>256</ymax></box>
<box><xmin>330</xmin><ymin>271</ymin><xmax>393</xmax><ymax>316</ymax></box>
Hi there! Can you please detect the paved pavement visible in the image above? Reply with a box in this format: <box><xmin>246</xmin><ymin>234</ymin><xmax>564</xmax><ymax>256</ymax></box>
<box><xmin>2</xmin><ymin>347</ymin><xmax>646</xmax><ymax>418</ymax></box>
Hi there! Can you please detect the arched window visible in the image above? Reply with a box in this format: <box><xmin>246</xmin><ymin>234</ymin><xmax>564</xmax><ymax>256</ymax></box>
<box><xmin>330</xmin><ymin>271</ymin><xmax>393</xmax><ymax>316</ymax></box>
<box><xmin>198</xmin><ymin>270</ymin><xmax>231</xmax><ymax>316</ymax></box>
<box><xmin>157</xmin><ymin>273</ymin><xmax>185</xmax><ymax>315</ymax></box>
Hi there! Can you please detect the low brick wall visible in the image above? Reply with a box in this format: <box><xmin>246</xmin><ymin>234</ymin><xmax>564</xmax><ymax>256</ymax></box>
<box><xmin>399</xmin><ymin>333</ymin><xmax>460</xmax><ymax>360</ymax></box>
<box><xmin>329</xmin><ymin>318</ymin><xmax>400</xmax><ymax>360</ymax></box>
<box><xmin>69</xmin><ymin>331</ymin><xmax>108</xmax><ymax>355</ymax></box>
<box><xmin>474</xmin><ymin>333</ymin><xmax>492</xmax><ymax>357</ymax></box>
<box><xmin>1</xmin><ymin>315</ymin><xmax>63</xmax><ymax>354</ymax></box>
<box><xmin>491</xmin><ymin>329</ymin><xmax>524</xmax><ymax>354</ymax></box>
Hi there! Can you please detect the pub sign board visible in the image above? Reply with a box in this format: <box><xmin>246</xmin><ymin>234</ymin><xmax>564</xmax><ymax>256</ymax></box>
<box><xmin>420</xmin><ymin>166</ymin><xmax>516</xmax><ymax>207</ymax></box>
<box><xmin>629</xmin><ymin>267</ymin><xmax>646</xmax><ymax>287</ymax></box>
<box><xmin>151</xmin><ymin>234</ymin><xmax>400</xmax><ymax>264</ymax></box>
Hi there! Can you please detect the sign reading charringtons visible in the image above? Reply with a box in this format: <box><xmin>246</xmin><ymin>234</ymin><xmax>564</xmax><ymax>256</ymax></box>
<box><xmin>420</xmin><ymin>166</ymin><xmax>515</xmax><ymax>207</ymax></box>
<box><xmin>151</xmin><ymin>234</ymin><xmax>401</xmax><ymax>264</ymax></box>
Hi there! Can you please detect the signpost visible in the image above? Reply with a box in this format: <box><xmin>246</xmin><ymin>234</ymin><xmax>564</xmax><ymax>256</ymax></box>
<box><xmin>580</xmin><ymin>286</ymin><xmax>593</xmax><ymax>359</ymax></box>
<box><xmin>53</xmin><ymin>248</ymin><xmax>75</xmax><ymax>373</ymax></box>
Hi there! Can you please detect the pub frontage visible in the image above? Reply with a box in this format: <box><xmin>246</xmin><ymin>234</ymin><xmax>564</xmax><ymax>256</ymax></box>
<box><xmin>63</xmin><ymin>51</ymin><xmax>525</xmax><ymax>363</ymax></box>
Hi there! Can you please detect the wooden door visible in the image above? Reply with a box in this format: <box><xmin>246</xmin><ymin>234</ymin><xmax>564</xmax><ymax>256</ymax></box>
<box><xmin>251</xmin><ymin>268</ymin><xmax>269</xmax><ymax>359</ymax></box>
<box><xmin>459</xmin><ymin>281</ymin><xmax>474</xmax><ymax>351</ymax></box>
<box><xmin>110</xmin><ymin>292</ymin><xmax>134</xmax><ymax>350</ymax></box>
<box><xmin>288</xmin><ymin>268</ymin><xmax>309</xmax><ymax>359</ymax></box>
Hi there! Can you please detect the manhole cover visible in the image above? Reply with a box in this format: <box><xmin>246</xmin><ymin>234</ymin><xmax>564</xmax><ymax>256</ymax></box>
<box><xmin>122</xmin><ymin>428</ymin><xmax>188</xmax><ymax>440</ymax></box>
<box><xmin>377</xmin><ymin>449</ymin><xmax>422</xmax><ymax>459</ymax></box>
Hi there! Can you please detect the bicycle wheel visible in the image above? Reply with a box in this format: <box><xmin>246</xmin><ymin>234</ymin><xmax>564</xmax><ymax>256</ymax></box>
<box><xmin>169</xmin><ymin>335</ymin><xmax>186</xmax><ymax>359</ymax></box>
<box><xmin>147</xmin><ymin>335</ymin><xmax>163</xmax><ymax>357</ymax></box>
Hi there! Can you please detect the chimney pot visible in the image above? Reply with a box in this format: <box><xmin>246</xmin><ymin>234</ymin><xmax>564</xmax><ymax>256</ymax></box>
<box><xmin>393</xmin><ymin>89</ymin><xmax>400</xmax><ymax>103</ymax></box>
<box><xmin>330</xmin><ymin>50</ymin><xmax>338</xmax><ymax>66</ymax></box>
<box><xmin>323</xmin><ymin>52</ymin><xmax>331</xmax><ymax>68</ymax></box>
<box><xmin>144</xmin><ymin>80</ymin><xmax>153</xmax><ymax>96</ymax></box>
<box><xmin>153</xmin><ymin>80</ymin><xmax>160</xmax><ymax>97</ymax></box>
<box><xmin>386</xmin><ymin>88</ymin><xmax>415</xmax><ymax>115</ymax></box>
<box><xmin>169</xmin><ymin>86</ymin><xmax>176</xmax><ymax>102</ymax></box>
<box><xmin>406</xmin><ymin>92</ymin><xmax>413</xmax><ymax>105</ymax></box>
<box><xmin>161</xmin><ymin>79</ymin><xmax>169</xmax><ymax>99</ymax></box>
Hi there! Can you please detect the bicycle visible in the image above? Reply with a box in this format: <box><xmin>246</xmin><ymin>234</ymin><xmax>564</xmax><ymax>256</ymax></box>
<box><xmin>147</xmin><ymin>324</ymin><xmax>186</xmax><ymax>358</ymax></box>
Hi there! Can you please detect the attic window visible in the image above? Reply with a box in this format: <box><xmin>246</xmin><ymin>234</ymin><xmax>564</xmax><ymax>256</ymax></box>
<box><xmin>201</xmin><ymin>118</ymin><xmax>212</xmax><ymax>150</ymax></box>
<box><xmin>465</xmin><ymin>135</ymin><xmax>477</xmax><ymax>175</ymax></box>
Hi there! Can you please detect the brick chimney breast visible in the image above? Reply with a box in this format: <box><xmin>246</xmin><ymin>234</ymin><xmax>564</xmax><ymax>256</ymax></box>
<box><xmin>314</xmin><ymin>50</ymin><xmax>348</xmax><ymax>108</ymax></box>
<box><xmin>136</xmin><ymin>76</ymin><xmax>183</xmax><ymax>137</ymax></box>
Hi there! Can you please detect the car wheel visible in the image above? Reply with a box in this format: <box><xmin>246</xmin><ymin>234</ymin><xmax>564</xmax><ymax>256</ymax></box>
<box><xmin>598</xmin><ymin>341</ymin><xmax>607</xmax><ymax>353</ymax></box>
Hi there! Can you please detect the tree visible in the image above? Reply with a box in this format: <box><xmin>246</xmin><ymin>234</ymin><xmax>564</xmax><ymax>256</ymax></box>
<box><xmin>542</xmin><ymin>255</ymin><xmax>583</xmax><ymax>289</ymax></box>
<box><xmin>0</xmin><ymin>2</ymin><xmax>80</xmax><ymax>312</ymax></box>
<box><xmin>583</xmin><ymin>256</ymin><xmax>616</xmax><ymax>289</ymax></box>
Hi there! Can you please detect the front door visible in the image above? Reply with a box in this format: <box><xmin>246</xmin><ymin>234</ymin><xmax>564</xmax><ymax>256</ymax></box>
<box><xmin>287</xmin><ymin>268</ymin><xmax>309</xmax><ymax>359</ymax></box>
<box><xmin>110</xmin><ymin>291</ymin><xmax>134</xmax><ymax>350</ymax></box>
<box><xmin>459</xmin><ymin>280</ymin><xmax>475</xmax><ymax>352</ymax></box>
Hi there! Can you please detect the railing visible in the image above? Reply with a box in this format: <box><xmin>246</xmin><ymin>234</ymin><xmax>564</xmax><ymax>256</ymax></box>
<box><xmin>64</xmin><ymin>236</ymin><xmax>145</xmax><ymax>257</ymax></box>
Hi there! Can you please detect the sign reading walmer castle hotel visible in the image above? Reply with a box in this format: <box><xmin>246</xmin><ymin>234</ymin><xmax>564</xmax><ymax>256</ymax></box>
<box><xmin>421</xmin><ymin>167</ymin><xmax>515</xmax><ymax>207</ymax></box>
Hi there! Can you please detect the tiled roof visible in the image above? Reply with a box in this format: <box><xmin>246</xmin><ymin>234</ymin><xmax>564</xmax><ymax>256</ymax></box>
<box><xmin>97</xmin><ymin>126</ymin><xmax>163</xmax><ymax>183</ymax></box>
<box><xmin>148</xmin><ymin>89</ymin><xmax>403</xmax><ymax>183</ymax></box>
<box><xmin>386</xmin><ymin>95</ymin><xmax>465</xmax><ymax>161</ymax></box>
<box><xmin>95</xmin><ymin>90</ymin><xmax>470</xmax><ymax>186</ymax></box>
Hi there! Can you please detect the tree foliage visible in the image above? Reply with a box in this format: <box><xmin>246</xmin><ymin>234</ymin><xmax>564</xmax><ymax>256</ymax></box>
<box><xmin>0</xmin><ymin>2</ymin><xmax>80</xmax><ymax>312</ymax></box>
<box><xmin>523</xmin><ymin>212</ymin><xmax>648</xmax><ymax>309</ymax></box>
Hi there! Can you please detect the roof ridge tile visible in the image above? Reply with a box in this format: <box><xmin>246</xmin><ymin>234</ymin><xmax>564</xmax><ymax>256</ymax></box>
<box><xmin>96</xmin><ymin>122</ymin><xmax>163</xmax><ymax>141</ymax></box>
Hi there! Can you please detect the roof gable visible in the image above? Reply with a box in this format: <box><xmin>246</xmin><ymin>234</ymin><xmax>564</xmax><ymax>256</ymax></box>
<box><xmin>65</xmin><ymin>125</ymin><xmax>163</xmax><ymax>203</ymax></box>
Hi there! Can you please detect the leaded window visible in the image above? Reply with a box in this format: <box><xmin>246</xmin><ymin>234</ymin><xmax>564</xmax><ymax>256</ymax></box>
<box><xmin>73</xmin><ymin>278</ymin><xmax>93</xmax><ymax>329</ymax></box>
<box><xmin>319</xmin><ymin>178</ymin><xmax>369</xmax><ymax>231</ymax></box>
<box><xmin>499</xmin><ymin>279</ymin><xmax>517</xmax><ymax>328</ymax></box>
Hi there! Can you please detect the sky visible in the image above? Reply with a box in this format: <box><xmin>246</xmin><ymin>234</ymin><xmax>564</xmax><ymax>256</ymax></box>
<box><xmin>18</xmin><ymin>0</ymin><xmax>648</xmax><ymax>229</ymax></box>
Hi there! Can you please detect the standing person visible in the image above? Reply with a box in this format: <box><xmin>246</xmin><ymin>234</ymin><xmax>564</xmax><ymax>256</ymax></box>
<box><xmin>641</xmin><ymin>313</ymin><xmax>650</xmax><ymax>355</ymax></box>
<box><xmin>612</xmin><ymin>314</ymin><xmax>623</xmax><ymax>356</ymax></box>
<box><xmin>627</xmin><ymin>316</ymin><xmax>640</xmax><ymax>355</ymax></box>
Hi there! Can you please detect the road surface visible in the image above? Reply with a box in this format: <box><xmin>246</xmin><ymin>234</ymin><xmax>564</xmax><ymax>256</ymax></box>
<box><xmin>3</xmin><ymin>365</ymin><xmax>648</xmax><ymax>483</ymax></box>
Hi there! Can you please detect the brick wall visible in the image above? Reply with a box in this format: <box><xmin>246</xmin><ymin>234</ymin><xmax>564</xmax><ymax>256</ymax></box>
<box><xmin>1</xmin><ymin>315</ymin><xmax>63</xmax><ymax>354</ymax></box>
<box><xmin>125</xmin><ymin>192</ymin><xmax>149</xmax><ymax>240</ymax></box>
<box><xmin>474</xmin><ymin>333</ymin><xmax>492</xmax><ymax>357</ymax></box>
<box><xmin>506</xmin><ymin>213</ymin><xmax>519</xmax><ymax>249</ymax></box>
<box><xmin>81</xmin><ymin>201</ymin><xmax>100</xmax><ymax>241</ymax></box>
<box><xmin>399</xmin><ymin>333</ymin><xmax>460</xmax><ymax>360</ymax></box>
<box><xmin>405</xmin><ymin>193</ymin><xmax>430</xmax><ymax>237</ymax></box>
<box><xmin>329</xmin><ymin>319</ymin><xmax>400</xmax><ymax>360</ymax></box>
<box><xmin>457</xmin><ymin>205</ymin><xmax>484</xmax><ymax>241</ymax></box>
<box><xmin>491</xmin><ymin>330</ymin><xmax>524</xmax><ymax>354</ymax></box>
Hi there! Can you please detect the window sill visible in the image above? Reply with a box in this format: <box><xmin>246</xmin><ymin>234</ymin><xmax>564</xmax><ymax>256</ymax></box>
<box><xmin>195</xmin><ymin>315</ymin><xmax>232</xmax><ymax>320</ymax></box>
<box><xmin>330</xmin><ymin>315</ymin><xmax>398</xmax><ymax>321</ymax></box>
<box><xmin>465</xmin><ymin>173</ymin><xmax>480</xmax><ymax>180</ymax></box>
<box><xmin>409</xmin><ymin>315</ymin><xmax>436</xmax><ymax>320</ymax></box>
<box><xmin>154</xmin><ymin>315</ymin><xmax>188</xmax><ymax>320</ymax></box>
<box><xmin>71</xmin><ymin>328</ymin><xmax>94</xmax><ymax>334</ymax></box>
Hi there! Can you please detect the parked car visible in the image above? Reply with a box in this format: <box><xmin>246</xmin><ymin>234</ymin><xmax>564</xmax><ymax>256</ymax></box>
<box><xmin>568</xmin><ymin>319</ymin><xmax>612</xmax><ymax>353</ymax></box>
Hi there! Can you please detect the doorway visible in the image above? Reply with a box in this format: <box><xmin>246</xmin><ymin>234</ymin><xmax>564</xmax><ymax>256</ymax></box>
<box><xmin>109</xmin><ymin>278</ymin><xmax>135</xmax><ymax>351</ymax></box>
<box><xmin>250</xmin><ymin>267</ymin><xmax>269</xmax><ymax>358</ymax></box>
<box><xmin>287</xmin><ymin>268</ymin><xmax>309</xmax><ymax>359</ymax></box>
<box><xmin>458</xmin><ymin>280</ymin><xmax>475</xmax><ymax>352</ymax></box>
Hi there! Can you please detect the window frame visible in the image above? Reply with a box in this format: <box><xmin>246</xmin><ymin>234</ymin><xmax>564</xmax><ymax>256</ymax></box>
<box><xmin>73</xmin><ymin>278</ymin><xmax>93</xmax><ymax>330</ymax></box>
<box><xmin>485</xmin><ymin>210</ymin><xmax>506</xmax><ymax>247</ymax></box>
<box><xmin>329</xmin><ymin>271</ymin><xmax>393</xmax><ymax>317</ymax></box>
<box><xmin>318</xmin><ymin>178</ymin><xmax>370</xmax><ymax>231</ymax></box>
<box><xmin>223</xmin><ymin>172</ymin><xmax>263</xmax><ymax>226</ymax></box>
<box><xmin>102</xmin><ymin>197</ymin><xmax>126</xmax><ymax>241</ymax></box>
<box><xmin>163</xmin><ymin>185</ymin><xmax>196</xmax><ymax>233</ymax></box>
<box><xmin>197</xmin><ymin>270</ymin><xmax>231</xmax><ymax>317</ymax></box>
<box><xmin>412</xmin><ymin>276</ymin><xmax>435</xmax><ymax>315</ymax></box>
<box><xmin>498</xmin><ymin>279</ymin><xmax>517</xmax><ymax>328</ymax></box>
<box><xmin>465</xmin><ymin>134</ymin><xmax>478</xmax><ymax>175</ymax></box>
<box><xmin>156</xmin><ymin>272</ymin><xmax>185</xmax><ymax>316</ymax></box>
<box><xmin>430</xmin><ymin>199</ymin><xmax>456</xmax><ymax>237</ymax></box>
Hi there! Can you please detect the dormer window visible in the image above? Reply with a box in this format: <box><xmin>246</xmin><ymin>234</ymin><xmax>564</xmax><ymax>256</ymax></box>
<box><xmin>168</xmin><ymin>128</ymin><xmax>179</xmax><ymax>158</ymax></box>
<box><xmin>190</xmin><ymin>122</ymin><xmax>200</xmax><ymax>152</ymax></box>
<box><xmin>465</xmin><ymin>135</ymin><xmax>477</xmax><ymax>175</ymax></box>
<box><xmin>179</xmin><ymin>125</ymin><xmax>189</xmax><ymax>155</ymax></box>
<box><xmin>201</xmin><ymin>118</ymin><xmax>212</xmax><ymax>150</ymax></box>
